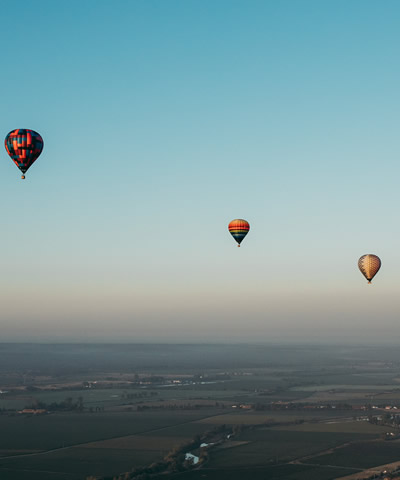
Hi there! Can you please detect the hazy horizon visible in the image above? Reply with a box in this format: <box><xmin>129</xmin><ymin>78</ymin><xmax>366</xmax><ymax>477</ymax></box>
<box><xmin>0</xmin><ymin>330</ymin><xmax>398</xmax><ymax>345</ymax></box>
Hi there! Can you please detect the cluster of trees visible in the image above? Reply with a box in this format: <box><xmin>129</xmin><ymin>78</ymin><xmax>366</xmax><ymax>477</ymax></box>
<box><xmin>136</xmin><ymin>402</ymin><xmax>226</xmax><ymax>412</ymax></box>
<box><xmin>86</xmin><ymin>425</ymin><xmax>230</xmax><ymax>480</ymax></box>
<box><xmin>25</xmin><ymin>385</ymin><xmax>83</xmax><ymax>392</ymax></box>
<box><xmin>191</xmin><ymin>373</ymin><xmax>231</xmax><ymax>381</ymax></box>
<box><xmin>121</xmin><ymin>392</ymin><xmax>158</xmax><ymax>400</ymax></box>
<box><xmin>253</xmin><ymin>402</ymin><xmax>370</xmax><ymax>411</ymax></box>
<box><xmin>360</xmin><ymin>465</ymin><xmax>400</xmax><ymax>479</ymax></box>
<box><xmin>26</xmin><ymin>397</ymin><xmax>85</xmax><ymax>412</ymax></box>
<box><xmin>86</xmin><ymin>418</ymin><xmax>316</xmax><ymax>480</ymax></box>
<box><xmin>133</xmin><ymin>376</ymin><xmax>165</xmax><ymax>384</ymax></box>
<box><xmin>369</xmin><ymin>412</ymin><xmax>400</xmax><ymax>429</ymax></box>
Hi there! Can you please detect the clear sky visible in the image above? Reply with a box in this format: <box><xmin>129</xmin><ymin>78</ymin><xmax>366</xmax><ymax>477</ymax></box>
<box><xmin>0</xmin><ymin>0</ymin><xmax>400</xmax><ymax>343</ymax></box>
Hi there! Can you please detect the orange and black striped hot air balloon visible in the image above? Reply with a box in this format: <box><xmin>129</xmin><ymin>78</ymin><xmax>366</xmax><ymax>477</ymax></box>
<box><xmin>358</xmin><ymin>254</ymin><xmax>381</xmax><ymax>284</ymax></box>
<box><xmin>228</xmin><ymin>219</ymin><xmax>250</xmax><ymax>247</ymax></box>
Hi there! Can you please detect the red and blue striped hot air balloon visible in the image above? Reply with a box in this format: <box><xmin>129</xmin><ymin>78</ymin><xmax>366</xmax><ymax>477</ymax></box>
<box><xmin>228</xmin><ymin>219</ymin><xmax>250</xmax><ymax>247</ymax></box>
<box><xmin>4</xmin><ymin>129</ymin><xmax>44</xmax><ymax>179</ymax></box>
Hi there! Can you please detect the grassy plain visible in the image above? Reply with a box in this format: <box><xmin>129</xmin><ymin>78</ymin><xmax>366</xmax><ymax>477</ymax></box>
<box><xmin>163</xmin><ymin>465</ymin><xmax>357</xmax><ymax>480</ymax></box>
<box><xmin>1</xmin><ymin>343</ymin><xmax>400</xmax><ymax>479</ymax></box>
<box><xmin>195</xmin><ymin>409</ymin><xmax>359</xmax><ymax>425</ymax></box>
<box><xmin>272</xmin><ymin>420</ymin><xmax>396</xmax><ymax>434</ymax></box>
<box><xmin>207</xmin><ymin>430</ymin><xmax>372</xmax><ymax>468</ymax></box>
<box><xmin>0</xmin><ymin>411</ymin><xmax>219</xmax><ymax>480</ymax></box>
<box><xmin>0</xmin><ymin>411</ymin><xmax>219</xmax><ymax>453</ymax></box>
<box><xmin>313</xmin><ymin>440</ymin><xmax>400</xmax><ymax>469</ymax></box>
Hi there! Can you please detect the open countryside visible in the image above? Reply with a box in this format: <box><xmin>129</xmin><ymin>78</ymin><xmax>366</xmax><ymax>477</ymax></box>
<box><xmin>1</xmin><ymin>344</ymin><xmax>400</xmax><ymax>479</ymax></box>
<box><xmin>2</xmin><ymin>1</ymin><xmax>400</xmax><ymax>479</ymax></box>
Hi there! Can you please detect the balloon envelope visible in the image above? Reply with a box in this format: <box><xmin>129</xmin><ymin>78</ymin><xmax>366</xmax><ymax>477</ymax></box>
<box><xmin>4</xmin><ymin>129</ymin><xmax>44</xmax><ymax>176</ymax></box>
<box><xmin>228</xmin><ymin>219</ymin><xmax>250</xmax><ymax>246</ymax></box>
<box><xmin>358</xmin><ymin>254</ymin><xmax>381</xmax><ymax>283</ymax></box>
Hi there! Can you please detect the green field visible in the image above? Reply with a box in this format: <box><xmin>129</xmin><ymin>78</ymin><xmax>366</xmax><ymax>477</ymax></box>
<box><xmin>0</xmin><ymin>446</ymin><xmax>162</xmax><ymax>479</ymax></box>
<box><xmin>2</xmin><ymin>344</ymin><xmax>400</xmax><ymax>480</ymax></box>
<box><xmin>0</xmin><ymin>411</ymin><xmax>220</xmax><ymax>453</ymax></box>
<box><xmin>207</xmin><ymin>430</ymin><xmax>371</xmax><ymax>468</ymax></box>
<box><xmin>313</xmin><ymin>440</ymin><xmax>400</xmax><ymax>469</ymax></box>
<box><xmin>163</xmin><ymin>465</ymin><xmax>357</xmax><ymax>480</ymax></box>
<box><xmin>272</xmin><ymin>420</ymin><xmax>396</xmax><ymax>434</ymax></box>
<box><xmin>0</xmin><ymin>385</ymin><xmax>251</xmax><ymax>410</ymax></box>
<box><xmin>195</xmin><ymin>409</ymin><xmax>357</xmax><ymax>425</ymax></box>
<box><xmin>0</xmin><ymin>410</ymin><xmax>220</xmax><ymax>480</ymax></box>
<box><xmin>2</xmin><ymin>414</ymin><xmax>383</xmax><ymax>480</ymax></box>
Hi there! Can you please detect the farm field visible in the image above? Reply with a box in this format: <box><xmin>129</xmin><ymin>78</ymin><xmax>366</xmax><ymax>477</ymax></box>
<box><xmin>0</xmin><ymin>385</ymin><xmax>252</xmax><ymax>411</ymax></box>
<box><xmin>172</xmin><ymin>420</ymin><xmax>398</xmax><ymax>480</ymax></box>
<box><xmin>2</xmin><ymin>344</ymin><xmax>400</xmax><ymax>479</ymax></box>
<box><xmin>298</xmin><ymin>390</ymin><xmax>400</xmax><ymax>405</ymax></box>
<box><xmin>206</xmin><ymin>430</ymin><xmax>373</xmax><ymax>468</ymax></box>
<box><xmin>272</xmin><ymin>420</ymin><xmax>396</xmax><ymax>434</ymax></box>
<box><xmin>0</xmin><ymin>447</ymin><xmax>156</xmax><ymax>480</ymax></box>
<box><xmin>0</xmin><ymin>411</ymin><xmax>220</xmax><ymax>454</ymax></box>
<box><xmin>163</xmin><ymin>465</ymin><xmax>358</xmax><ymax>480</ymax></box>
<box><xmin>195</xmin><ymin>410</ymin><xmax>360</xmax><ymax>425</ymax></box>
<box><xmin>337</xmin><ymin>460</ymin><xmax>400</xmax><ymax>480</ymax></box>
<box><xmin>313</xmin><ymin>440</ymin><xmax>400</xmax><ymax>469</ymax></box>
<box><xmin>0</xmin><ymin>411</ymin><xmax>219</xmax><ymax>480</ymax></box>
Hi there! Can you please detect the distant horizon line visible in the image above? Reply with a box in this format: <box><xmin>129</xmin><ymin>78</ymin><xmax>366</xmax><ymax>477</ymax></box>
<box><xmin>0</xmin><ymin>340</ymin><xmax>398</xmax><ymax>347</ymax></box>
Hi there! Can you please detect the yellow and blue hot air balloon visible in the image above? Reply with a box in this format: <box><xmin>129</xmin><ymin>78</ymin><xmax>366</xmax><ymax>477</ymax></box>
<box><xmin>228</xmin><ymin>219</ymin><xmax>250</xmax><ymax>247</ymax></box>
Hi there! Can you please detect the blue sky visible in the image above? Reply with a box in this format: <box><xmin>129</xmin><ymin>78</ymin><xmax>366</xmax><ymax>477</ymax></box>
<box><xmin>0</xmin><ymin>0</ymin><xmax>400</xmax><ymax>343</ymax></box>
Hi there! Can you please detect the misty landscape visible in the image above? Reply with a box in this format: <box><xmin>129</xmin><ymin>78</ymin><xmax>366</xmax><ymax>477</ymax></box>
<box><xmin>2</xmin><ymin>0</ymin><xmax>400</xmax><ymax>479</ymax></box>
<box><xmin>0</xmin><ymin>343</ymin><xmax>400</xmax><ymax>479</ymax></box>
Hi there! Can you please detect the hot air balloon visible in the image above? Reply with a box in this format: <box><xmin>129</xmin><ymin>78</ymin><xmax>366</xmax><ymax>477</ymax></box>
<box><xmin>228</xmin><ymin>219</ymin><xmax>250</xmax><ymax>247</ymax></box>
<box><xmin>358</xmin><ymin>254</ymin><xmax>381</xmax><ymax>284</ymax></box>
<box><xmin>4</xmin><ymin>129</ymin><xmax>44</xmax><ymax>179</ymax></box>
